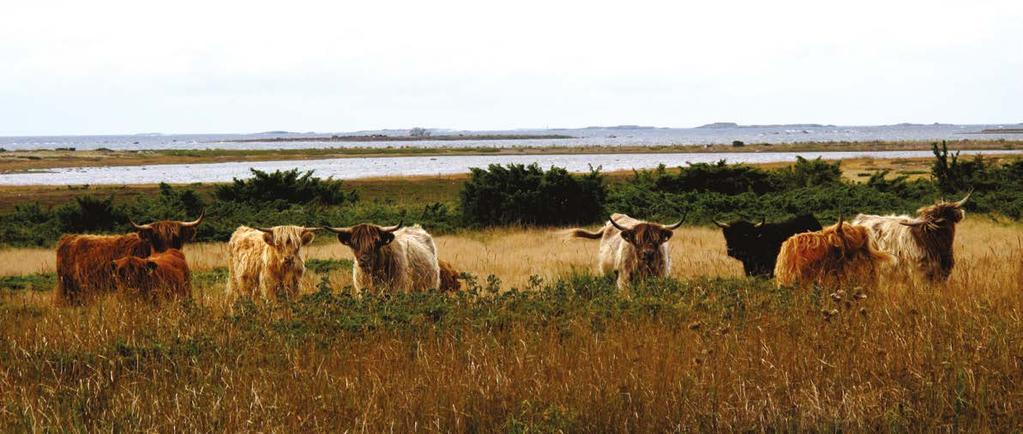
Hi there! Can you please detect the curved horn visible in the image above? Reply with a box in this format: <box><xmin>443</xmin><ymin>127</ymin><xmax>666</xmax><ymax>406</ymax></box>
<box><xmin>322</xmin><ymin>226</ymin><xmax>352</xmax><ymax>234</ymax></box>
<box><xmin>713</xmin><ymin>219</ymin><xmax>730</xmax><ymax>229</ymax></box>
<box><xmin>180</xmin><ymin>209</ymin><xmax>205</xmax><ymax>227</ymax></box>
<box><xmin>754</xmin><ymin>217</ymin><xmax>766</xmax><ymax>228</ymax></box>
<box><xmin>899</xmin><ymin>218</ymin><xmax>928</xmax><ymax>227</ymax></box>
<box><xmin>608</xmin><ymin>216</ymin><xmax>629</xmax><ymax>232</ymax></box>
<box><xmin>303</xmin><ymin>227</ymin><xmax>323</xmax><ymax>233</ymax></box>
<box><xmin>382</xmin><ymin>221</ymin><xmax>403</xmax><ymax>232</ymax></box>
<box><xmin>129</xmin><ymin>219</ymin><xmax>152</xmax><ymax>230</ymax></box>
<box><xmin>663</xmin><ymin>218</ymin><xmax>684</xmax><ymax>230</ymax></box>
<box><xmin>255</xmin><ymin>227</ymin><xmax>275</xmax><ymax>233</ymax></box>
<box><xmin>835</xmin><ymin>214</ymin><xmax>844</xmax><ymax>233</ymax></box>
<box><xmin>954</xmin><ymin>189</ymin><xmax>973</xmax><ymax>208</ymax></box>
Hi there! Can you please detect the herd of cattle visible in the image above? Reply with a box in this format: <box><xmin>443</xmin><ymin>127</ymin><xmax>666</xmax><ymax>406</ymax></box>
<box><xmin>53</xmin><ymin>191</ymin><xmax>972</xmax><ymax>304</ymax></box>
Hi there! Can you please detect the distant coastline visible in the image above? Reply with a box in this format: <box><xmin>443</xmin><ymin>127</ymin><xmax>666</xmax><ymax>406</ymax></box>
<box><xmin>229</xmin><ymin>133</ymin><xmax>575</xmax><ymax>143</ymax></box>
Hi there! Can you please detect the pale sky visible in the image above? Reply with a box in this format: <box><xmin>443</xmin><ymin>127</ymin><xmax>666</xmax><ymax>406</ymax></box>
<box><xmin>1</xmin><ymin>0</ymin><xmax>1021</xmax><ymax>135</ymax></box>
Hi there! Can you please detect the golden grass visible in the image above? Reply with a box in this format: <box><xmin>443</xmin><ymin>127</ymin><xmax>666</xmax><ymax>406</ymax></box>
<box><xmin>2</xmin><ymin>219</ymin><xmax>1023</xmax><ymax>431</ymax></box>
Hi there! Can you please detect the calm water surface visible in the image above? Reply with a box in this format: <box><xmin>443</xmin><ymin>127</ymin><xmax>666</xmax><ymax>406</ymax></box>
<box><xmin>2</xmin><ymin>149</ymin><xmax>1020</xmax><ymax>186</ymax></box>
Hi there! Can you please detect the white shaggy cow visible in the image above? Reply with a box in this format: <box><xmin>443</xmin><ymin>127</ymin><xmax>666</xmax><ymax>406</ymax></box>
<box><xmin>227</xmin><ymin>225</ymin><xmax>318</xmax><ymax>299</ymax></box>
<box><xmin>570</xmin><ymin>213</ymin><xmax>683</xmax><ymax>290</ymax></box>
<box><xmin>324</xmin><ymin>222</ymin><xmax>440</xmax><ymax>293</ymax></box>
<box><xmin>852</xmin><ymin>191</ymin><xmax>971</xmax><ymax>283</ymax></box>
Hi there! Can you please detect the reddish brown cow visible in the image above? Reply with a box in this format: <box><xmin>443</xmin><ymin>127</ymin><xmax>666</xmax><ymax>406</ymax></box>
<box><xmin>56</xmin><ymin>212</ymin><xmax>204</xmax><ymax>304</ymax></box>
<box><xmin>112</xmin><ymin>249</ymin><xmax>192</xmax><ymax>301</ymax></box>
<box><xmin>774</xmin><ymin>215</ymin><xmax>892</xmax><ymax>288</ymax></box>
<box><xmin>438</xmin><ymin>259</ymin><xmax>462</xmax><ymax>292</ymax></box>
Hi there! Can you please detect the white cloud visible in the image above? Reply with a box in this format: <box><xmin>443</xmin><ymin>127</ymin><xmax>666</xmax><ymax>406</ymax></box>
<box><xmin>1</xmin><ymin>0</ymin><xmax>1021</xmax><ymax>134</ymax></box>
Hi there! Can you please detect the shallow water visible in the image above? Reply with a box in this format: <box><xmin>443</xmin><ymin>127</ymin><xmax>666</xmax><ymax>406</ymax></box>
<box><xmin>3</xmin><ymin>149</ymin><xmax>1021</xmax><ymax>186</ymax></box>
<box><xmin>1</xmin><ymin>124</ymin><xmax>1021</xmax><ymax>151</ymax></box>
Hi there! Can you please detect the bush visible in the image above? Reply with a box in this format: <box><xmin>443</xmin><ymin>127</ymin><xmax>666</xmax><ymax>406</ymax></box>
<box><xmin>214</xmin><ymin>169</ymin><xmax>358</xmax><ymax>209</ymax></box>
<box><xmin>460</xmin><ymin>164</ymin><xmax>607</xmax><ymax>226</ymax></box>
<box><xmin>55</xmin><ymin>195</ymin><xmax>124</xmax><ymax>233</ymax></box>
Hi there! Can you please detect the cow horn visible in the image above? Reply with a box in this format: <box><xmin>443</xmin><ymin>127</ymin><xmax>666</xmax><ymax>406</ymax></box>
<box><xmin>954</xmin><ymin>189</ymin><xmax>973</xmax><ymax>208</ymax></box>
<box><xmin>754</xmin><ymin>217</ymin><xmax>766</xmax><ymax>228</ymax></box>
<box><xmin>303</xmin><ymin>227</ymin><xmax>323</xmax><ymax>233</ymax></box>
<box><xmin>835</xmin><ymin>214</ymin><xmax>844</xmax><ymax>233</ymax></box>
<box><xmin>255</xmin><ymin>227</ymin><xmax>275</xmax><ymax>233</ymax></box>
<box><xmin>129</xmin><ymin>219</ymin><xmax>152</xmax><ymax>230</ymax></box>
<box><xmin>899</xmin><ymin>218</ymin><xmax>928</xmax><ymax>227</ymax></box>
<box><xmin>322</xmin><ymin>226</ymin><xmax>352</xmax><ymax>234</ymax></box>
<box><xmin>713</xmin><ymin>219</ymin><xmax>730</xmax><ymax>229</ymax></box>
<box><xmin>180</xmin><ymin>209</ymin><xmax>205</xmax><ymax>227</ymax></box>
<box><xmin>382</xmin><ymin>221</ymin><xmax>403</xmax><ymax>232</ymax></box>
<box><xmin>608</xmin><ymin>216</ymin><xmax>629</xmax><ymax>232</ymax></box>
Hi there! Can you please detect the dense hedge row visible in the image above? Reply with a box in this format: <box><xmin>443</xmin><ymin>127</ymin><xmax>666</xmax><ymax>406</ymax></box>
<box><xmin>0</xmin><ymin>143</ymin><xmax>1020</xmax><ymax>247</ymax></box>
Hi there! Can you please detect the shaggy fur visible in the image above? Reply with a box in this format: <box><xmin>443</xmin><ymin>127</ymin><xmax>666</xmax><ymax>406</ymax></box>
<box><xmin>112</xmin><ymin>249</ymin><xmax>191</xmax><ymax>301</ymax></box>
<box><xmin>438</xmin><ymin>260</ymin><xmax>462</xmax><ymax>292</ymax></box>
<box><xmin>55</xmin><ymin>215</ymin><xmax>203</xmax><ymax>305</ymax></box>
<box><xmin>331</xmin><ymin>224</ymin><xmax>441</xmax><ymax>293</ymax></box>
<box><xmin>227</xmin><ymin>226</ymin><xmax>316</xmax><ymax>300</ymax></box>
<box><xmin>775</xmin><ymin>219</ymin><xmax>893</xmax><ymax>288</ymax></box>
<box><xmin>853</xmin><ymin>200</ymin><xmax>967</xmax><ymax>283</ymax></box>
<box><xmin>571</xmin><ymin>213</ymin><xmax>680</xmax><ymax>290</ymax></box>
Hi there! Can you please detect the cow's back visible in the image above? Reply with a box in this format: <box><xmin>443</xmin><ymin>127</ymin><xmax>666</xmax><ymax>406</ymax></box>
<box><xmin>227</xmin><ymin>226</ymin><xmax>269</xmax><ymax>297</ymax></box>
<box><xmin>394</xmin><ymin>225</ymin><xmax>441</xmax><ymax>291</ymax></box>
<box><xmin>56</xmin><ymin>233</ymin><xmax>149</xmax><ymax>304</ymax></box>
<box><xmin>145</xmin><ymin>249</ymin><xmax>192</xmax><ymax>299</ymax></box>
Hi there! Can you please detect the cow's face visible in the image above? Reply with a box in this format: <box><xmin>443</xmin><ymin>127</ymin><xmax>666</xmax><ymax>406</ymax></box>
<box><xmin>329</xmin><ymin>223</ymin><xmax>402</xmax><ymax>271</ymax></box>
<box><xmin>619</xmin><ymin>223</ymin><xmax>673</xmax><ymax>264</ymax></box>
<box><xmin>718</xmin><ymin>221</ymin><xmax>773</xmax><ymax>274</ymax></box>
<box><xmin>111</xmin><ymin>256</ymin><xmax>157</xmax><ymax>288</ymax></box>
<box><xmin>260</xmin><ymin>227</ymin><xmax>316</xmax><ymax>267</ymax></box>
<box><xmin>719</xmin><ymin>221</ymin><xmax>762</xmax><ymax>260</ymax></box>
<box><xmin>132</xmin><ymin>211</ymin><xmax>204</xmax><ymax>252</ymax></box>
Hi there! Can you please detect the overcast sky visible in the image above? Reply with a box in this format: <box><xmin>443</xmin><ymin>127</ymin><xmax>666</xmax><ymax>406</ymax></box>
<box><xmin>1</xmin><ymin>0</ymin><xmax>1021</xmax><ymax>135</ymax></box>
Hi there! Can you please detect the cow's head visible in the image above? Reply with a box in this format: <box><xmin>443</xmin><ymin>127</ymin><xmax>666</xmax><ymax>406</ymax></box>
<box><xmin>609</xmin><ymin>216</ymin><xmax>682</xmax><ymax>264</ymax></box>
<box><xmin>111</xmin><ymin>255</ymin><xmax>158</xmax><ymax>289</ymax></box>
<box><xmin>256</xmin><ymin>226</ymin><xmax>318</xmax><ymax>267</ymax></box>
<box><xmin>714</xmin><ymin>217</ymin><xmax>769</xmax><ymax>271</ymax></box>
<box><xmin>324</xmin><ymin>222</ymin><xmax>402</xmax><ymax>271</ymax></box>
<box><xmin>902</xmin><ymin>190</ymin><xmax>971</xmax><ymax>231</ymax></box>
<box><xmin>130</xmin><ymin>210</ymin><xmax>205</xmax><ymax>252</ymax></box>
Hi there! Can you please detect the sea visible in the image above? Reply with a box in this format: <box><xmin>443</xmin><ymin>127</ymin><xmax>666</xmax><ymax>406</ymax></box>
<box><xmin>1</xmin><ymin>123</ymin><xmax>1021</xmax><ymax>151</ymax></box>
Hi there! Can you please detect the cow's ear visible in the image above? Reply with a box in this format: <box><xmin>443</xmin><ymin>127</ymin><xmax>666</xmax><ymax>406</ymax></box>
<box><xmin>262</xmin><ymin>231</ymin><xmax>275</xmax><ymax>246</ymax></box>
<box><xmin>337</xmin><ymin>232</ymin><xmax>352</xmax><ymax>246</ymax></box>
<box><xmin>380</xmin><ymin>232</ymin><xmax>395</xmax><ymax>245</ymax></box>
<box><xmin>662</xmin><ymin>229</ymin><xmax>673</xmax><ymax>240</ymax></box>
<box><xmin>145</xmin><ymin>261</ymin><xmax>158</xmax><ymax>273</ymax></box>
<box><xmin>301</xmin><ymin>230</ymin><xmax>316</xmax><ymax>245</ymax></box>
<box><xmin>619</xmin><ymin>230</ymin><xmax>635</xmax><ymax>244</ymax></box>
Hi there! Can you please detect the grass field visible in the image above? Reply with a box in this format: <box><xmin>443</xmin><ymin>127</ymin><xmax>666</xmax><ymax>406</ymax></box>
<box><xmin>2</xmin><ymin>218</ymin><xmax>1023</xmax><ymax>431</ymax></box>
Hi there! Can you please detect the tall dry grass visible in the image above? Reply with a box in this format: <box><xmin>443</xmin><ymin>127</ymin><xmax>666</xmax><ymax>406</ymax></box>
<box><xmin>1</xmin><ymin>219</ymin><xmax>1022</xmax><ymax>431</ymax></box>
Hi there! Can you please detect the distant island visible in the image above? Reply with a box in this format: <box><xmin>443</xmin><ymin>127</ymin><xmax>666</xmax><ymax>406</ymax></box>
<box><xmin>974</xmin><ymin>128</ymin><xmax>1023</xmax><ymax>134</ymax></box>
<box><xmin>230</xmin><ymin>133</ymin><xmax>575</xmax><ymax>143</ymax></box>
<box><xmin>695</xmin><ymin>122</ymin><xmax>833</xmax><ymax>129</ymax></box>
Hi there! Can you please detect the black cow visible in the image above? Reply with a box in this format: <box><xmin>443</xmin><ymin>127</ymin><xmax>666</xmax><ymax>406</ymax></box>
<box><xmin>715</xmin><ymin>214</ymin><xmax>822</xmax><ymax>277</ymax></box>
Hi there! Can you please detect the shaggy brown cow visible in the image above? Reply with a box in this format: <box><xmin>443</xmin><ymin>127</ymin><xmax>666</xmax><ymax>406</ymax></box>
<box><xmin>853</xmin><ymin>191</ymin><xmax>971</xmax><ymax>283</ymax></box>
<box><xmin>111</xmin><ymin>249</ymin><xmax>191</xmax><ymax>301</ymax></box>
<box><xmin>55</xmin><ymin>211</ymin><xmax>204</xmax><ymax>304</ymax></box>
<box><xmin>570</xmin><ymin>213</ymin><xmax>683</xmax><ymax>290</ymax></box>
<box><xmin>774</xmin><ymin>216</ymin><xmax>893</xmax><ymax>288</ymax></box>
<box><xmin>324</xmin><ymin>221</ymin><xmax>441</xmax><ymax>293</ymax></box>
<box><xmin>438</xmin><ymin>259</ymin><xmax>462</xmax><ymax>292</ymax></box>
